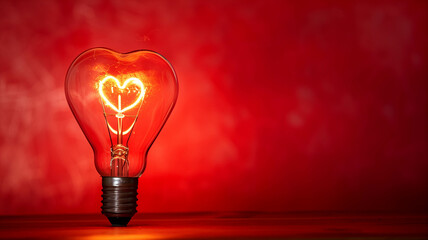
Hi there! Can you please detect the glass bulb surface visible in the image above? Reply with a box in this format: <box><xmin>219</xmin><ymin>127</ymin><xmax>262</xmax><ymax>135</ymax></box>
<box><xmin>65</xmin><ymin>48</ymin><xmax>178</xmax><ymax>177</ymax></box>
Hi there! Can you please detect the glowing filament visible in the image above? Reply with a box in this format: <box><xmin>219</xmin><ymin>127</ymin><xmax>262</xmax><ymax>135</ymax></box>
<box><xmin>107</xmin><ymin>121</ymin><xmax>136</xmax><ymax>135</ymax></box>
<box><xmin>98</xmin><ymin>75</ymin><xmax>146</xmax><ymax>136</ymax></box>
<box><xmin>98</xmin><ymin>76</ymin><xmax>146</xmax><ymax>113</ymax></box>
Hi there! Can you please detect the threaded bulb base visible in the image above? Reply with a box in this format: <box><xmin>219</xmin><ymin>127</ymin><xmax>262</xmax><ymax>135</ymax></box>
<box><xmin>101</xmin><ymin>177</ymin><xmax>138</xmax><ymax>227</ymax></box>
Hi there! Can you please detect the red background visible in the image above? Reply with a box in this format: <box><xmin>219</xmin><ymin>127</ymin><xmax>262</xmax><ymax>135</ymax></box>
<box><xmin>0</xmin><ymin>0</ymin><xmax>427</xmax><ymax>215</ymax></box>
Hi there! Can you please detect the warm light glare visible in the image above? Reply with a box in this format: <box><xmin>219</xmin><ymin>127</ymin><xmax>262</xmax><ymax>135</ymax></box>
<box><xmin>98</xmin><ymin>75</ymin><xmax>146</xmax><ymax>114</ymax></box>
<box><xmin>83</xmin><ymin>234</ymin><xmax>165</xmax><ymax>240</ymax></box>
<box><xmin>107</xmin><ymin>121</ymin><xmax>136</xmax><ymax>135</ymax></box>
<box><xmin>98</xmin><ymin>75</ymin><xmax>146</xmax><ymax>136</ymax></box>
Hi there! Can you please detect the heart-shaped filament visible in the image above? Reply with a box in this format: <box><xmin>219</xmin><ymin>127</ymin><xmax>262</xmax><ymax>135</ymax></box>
<box><xmin>99</xmin><ymin>76</ymin><xmax>146</xmax><ymax>114</ymax></box>
<box><xmin>98</xmin><ymin>75</ymin><xmax>146</xmax><ymax>137</ymax></box>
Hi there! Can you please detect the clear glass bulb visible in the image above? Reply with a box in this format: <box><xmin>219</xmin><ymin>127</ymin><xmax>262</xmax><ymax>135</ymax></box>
<box><xmin>65</xmin><ymin>48</ymin><xmax>178</xmax><ymax>177</ymax></box>
<box><xmin>65</xmin><ymin>48</ymin><xmax>178</xmax><ymax>226</ymax></box>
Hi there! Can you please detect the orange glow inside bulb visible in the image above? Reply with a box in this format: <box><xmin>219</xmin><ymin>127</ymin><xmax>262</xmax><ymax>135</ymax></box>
<box><xmin>97</xmin><ymin>75</ymin><xmax>146</xmax><ymax>136</ymax></box>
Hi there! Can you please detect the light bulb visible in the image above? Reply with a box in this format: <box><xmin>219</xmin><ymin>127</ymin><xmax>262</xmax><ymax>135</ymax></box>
<box><xmin>65</xmin><ymin>48</ymin><xmax>178</xmax><ymax>226</ymax></box>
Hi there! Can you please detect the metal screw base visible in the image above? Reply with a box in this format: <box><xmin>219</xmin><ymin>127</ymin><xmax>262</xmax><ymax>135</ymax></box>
<box><xmin>101</xmin><ymin>177</ymin><xmax>138</xmax><ymax>227</ymax></box>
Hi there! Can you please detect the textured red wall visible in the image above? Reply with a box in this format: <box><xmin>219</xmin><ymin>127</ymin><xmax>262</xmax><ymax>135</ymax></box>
<box><xmin>0</xmin><ymin>0</ymin><xmax>427</xmax><ymax>215</ymax></box>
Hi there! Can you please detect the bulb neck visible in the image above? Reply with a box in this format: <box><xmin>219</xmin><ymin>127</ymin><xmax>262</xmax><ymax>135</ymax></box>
<box><xmin>101</xmin><ymin>177</ymin><xmax>138</xmax><ymax>227</ymax></box>
<box><xmin>110</xmin><ymin>144</ymin><xmax>129</xmax><ymax>176</ymax></box>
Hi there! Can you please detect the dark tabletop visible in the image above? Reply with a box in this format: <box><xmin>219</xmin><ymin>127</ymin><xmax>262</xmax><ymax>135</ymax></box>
<box><xmin>0</xmin><ymin>212</ymin><xmax>427</xmax><ymax>239</ymax></box>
